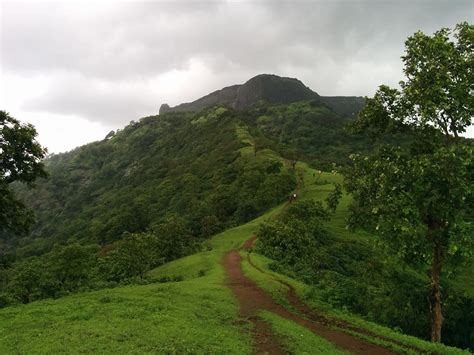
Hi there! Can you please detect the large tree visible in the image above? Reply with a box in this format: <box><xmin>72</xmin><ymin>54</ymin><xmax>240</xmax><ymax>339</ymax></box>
<box><xmin>344</xmin><ymin>23</ymin><xmax>473</xmax><ymax>343</ymax></box>
<box><xmin>0</xmin><ymin>111</ymin><xmax>47</xmax><ymax>236</ymax></box>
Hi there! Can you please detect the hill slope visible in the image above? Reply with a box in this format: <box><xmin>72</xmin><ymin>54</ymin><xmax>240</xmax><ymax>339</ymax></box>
<box><xmin>8</xmin><ymin>106</ymin><xmax>295</xmax><ymax>257</ymax></box>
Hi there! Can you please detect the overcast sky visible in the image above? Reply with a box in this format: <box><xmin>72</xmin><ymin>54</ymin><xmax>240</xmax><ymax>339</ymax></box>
<box><xmin>1</xmin><ymin>0</ymin><xmax>473</xmax><ymax>153</ymax></box>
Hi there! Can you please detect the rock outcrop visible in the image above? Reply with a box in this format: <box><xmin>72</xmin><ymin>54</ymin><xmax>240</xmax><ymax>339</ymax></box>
<box><xmin>159</xmin><ymin>103</ymin><xmax>171</xmax><ymax>114</ymax></box>
<box><xmin>159</xmin><ymin>74</ymin><xmax>364</xmax><ymax>117</ymax></box>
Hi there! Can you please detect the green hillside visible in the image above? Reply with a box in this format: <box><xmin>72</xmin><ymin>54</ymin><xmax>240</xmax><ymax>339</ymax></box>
<box><xmin>2</xmin><ymin>98</ymin><xmax>377</xmax><ymax>261</ymax></box>
<box><xmin>1</xmin><ymin>91</ymin><xmax>472</xmax><ymax>352</ymax></box>
<box><xmin>7</xmin><ymin>106</ymin><xmax>296</xmax><ymax>255</ymax></box>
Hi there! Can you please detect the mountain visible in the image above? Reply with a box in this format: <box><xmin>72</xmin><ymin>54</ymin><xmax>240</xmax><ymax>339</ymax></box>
<box><xmin>159</xmin><ymin>74</ymin><xmax>364</xmax><ymax>117</ymax></box>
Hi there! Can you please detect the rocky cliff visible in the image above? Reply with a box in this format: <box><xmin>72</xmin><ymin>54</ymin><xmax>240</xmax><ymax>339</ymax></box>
<box><xmin>160</xmin><ymin>74</ymin><xmax>364</xmax><ymax>117</ymax></box>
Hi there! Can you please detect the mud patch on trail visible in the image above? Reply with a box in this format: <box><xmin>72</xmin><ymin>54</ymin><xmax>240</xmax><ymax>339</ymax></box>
<box><xmin>243</xmin><ymin>235</ymin><xmax>257</xmax><ymax>250</ymax></box>
<box><xmin>253</xmin><ymin>316</ymin><xmax>287</xmax><ymax>355</ymax></box>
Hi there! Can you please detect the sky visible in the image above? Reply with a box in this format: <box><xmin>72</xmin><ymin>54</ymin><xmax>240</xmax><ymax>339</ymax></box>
<box><xmin>1</xmin><ymin>0</ymin><xmax>473</xmax><ymax>153</ymax></box>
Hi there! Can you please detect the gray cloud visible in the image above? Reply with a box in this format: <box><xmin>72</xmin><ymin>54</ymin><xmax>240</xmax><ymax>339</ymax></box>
<box><xmin>2</xmin><ymin>0</ymin><xmax>472</xmax><ymax>131</ymax></box>
<box><xmin>25</xmin><ymin>73</ymin><xmax>159</xmax><ymax>125</ymax></box>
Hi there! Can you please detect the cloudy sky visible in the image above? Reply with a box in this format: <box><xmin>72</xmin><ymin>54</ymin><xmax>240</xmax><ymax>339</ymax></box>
<box><xmin>1</xmin><ymin>0</ymin><xmax>472</xmax><ymax>153</ymax></box>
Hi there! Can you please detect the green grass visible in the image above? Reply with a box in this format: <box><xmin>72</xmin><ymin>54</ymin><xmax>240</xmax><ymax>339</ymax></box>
<box><xmin>259</xmin><ymin>310</ymin><xmax>349</xmax><ymax>355</ymax></box>
<box><xmin>295</xmin><ymin>162</ymin><xmax>372</xmax><ymax>242</ymax></box>
<box><xmin>0</xmin><ymin>200</ymin><xmax>287</xmax><ymax>354</ymax></box>
<box><xmin>0</xmin><ymin>280</ymin><xmax>251</xmax><ymax>353</ymax></box>
<box><xmin>240</xmin><ymin>250</ymin><xmax>290</xmax><ymax>308</ymax></box>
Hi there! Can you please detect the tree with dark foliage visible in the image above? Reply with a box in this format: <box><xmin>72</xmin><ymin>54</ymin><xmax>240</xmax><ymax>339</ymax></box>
<box><xmin>0</xmin><ymin>111</ymin><xmax>47</xmax><ymax>236</ymax></box>
<box><xmin>345</xmin><ymin>23</ymin><xmax>473</xmax><ymax>343</ymax></box>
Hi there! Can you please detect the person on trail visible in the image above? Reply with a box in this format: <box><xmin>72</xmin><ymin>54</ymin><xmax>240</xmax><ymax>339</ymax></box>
<box><xmin>289</xmin><ymin>193</ymin><xmax>297</xmax><ymax>203</ymax></box>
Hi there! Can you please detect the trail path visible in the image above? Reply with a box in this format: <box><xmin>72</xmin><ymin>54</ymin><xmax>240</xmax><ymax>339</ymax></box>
<box><xmin>223</xmin><ymin>238</ymin><xmax>398</xmax><ymax>354</ymax></box>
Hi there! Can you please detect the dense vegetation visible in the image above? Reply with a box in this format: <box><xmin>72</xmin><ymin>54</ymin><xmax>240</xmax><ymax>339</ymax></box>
<box><xmin>256</xmin><ymin>192</ymin><xmax>473</xmax><ymax>350</ymax></box>
<box><xmin>0</xmin><ymin>111</ymin><xmax>47</xmax><ymax>237</ymax></box>
<box><xmin>8</xmin><ymin>106</ymin><xmax>298</xmax><ymax>250</ymax></box>
<box><xmin>1</xmin><ymin>95</ymin><xmax>471</xmax><ymax>350</ymax></box>
<box><xmin>239</xmin><ymin>100</ymin><xmax>412</xmax><ymax>169</ymax></box>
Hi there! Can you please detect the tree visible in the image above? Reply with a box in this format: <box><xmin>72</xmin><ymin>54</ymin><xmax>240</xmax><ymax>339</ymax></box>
<box><xmin>257</xmin><ymin>200</ymin><xmax>330</xmax><ymax>271</ymax></box>
<box><xmin>47</xmin><ymin>243</ymin><xmax>100</xmax><ymax>292</ymax></box>
<box><xmin>7</xmin><ymin>257</ymin><xmax>52</xmax><ymax>303</ymax></box>
<box><xmin>325</xmin><ymin>183</ymin><xmax>342</xmax><ymax>213</ymax></box>
<box><xmin>344</xmin><ymin>23</ymin><xmax>473</xmax><ymax>343</ymax></box>
<box><xmin>0</xmin><ymin>111</ymin><xmax>47</xmax><ymax>236</ymax></box>
<box><xmin>200</xmin><ymin>215</ymin><xmax>220</xmax><ymax>237</ymax></box>
<box><xmin>152</xmin><ymin>216</ymin><xmax>193</xmax><ymax>261</ymax></box>
<box><xmin>101</xmin><ymin>233</ymin><xmax>156</xmax><ymax>281</ymax></box>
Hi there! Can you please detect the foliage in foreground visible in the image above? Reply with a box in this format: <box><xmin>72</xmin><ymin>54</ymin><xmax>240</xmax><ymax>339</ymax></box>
<box><xmin>256</xmin><ymin>197</ymin><xmax>474</xmax><ymax>350</ymax></box>
<box><xmin>0</xmin><ymin>111</ymin><xmax>47</xmax><ymax>237</ymax></box>
<box><xmin>345</xmin><ymin>22</ymin><xmax>473</xmax><ymax>342</ymax></box>
<box><xmin>0</xmin><ymin>217</ymin><xmax>201</xmax><ymax>307</ymax></box>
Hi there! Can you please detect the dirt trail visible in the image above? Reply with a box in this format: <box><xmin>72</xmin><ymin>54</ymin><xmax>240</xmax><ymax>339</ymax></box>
<box><xmin>245</xmin><ymin>237</ymin><xmax>427</xmax><ymax>355</ymax></box>
<box><xmin>223</xmin><ymin>246</ymin><xmax>397</xmax><ymax>354</ymax></box>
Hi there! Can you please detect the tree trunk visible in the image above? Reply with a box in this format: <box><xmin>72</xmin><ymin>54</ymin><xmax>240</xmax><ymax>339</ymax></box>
<box><xmin>429</xmin><ymin>240</ymin><xmax>444</xmax><ymax>342</ymax></box>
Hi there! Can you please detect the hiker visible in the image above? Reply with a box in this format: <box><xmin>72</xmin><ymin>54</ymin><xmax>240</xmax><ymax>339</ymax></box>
<box><xmin>289</xmin><ymin>193</ymin><xmax>297</xmax><ymax>203</ymax></box>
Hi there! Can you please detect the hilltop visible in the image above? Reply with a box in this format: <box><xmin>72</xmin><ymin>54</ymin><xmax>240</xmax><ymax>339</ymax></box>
<box><xmin>159</xmin><ymin>74</ymin><xmax>364</xmax><ymax>117</ymax></box>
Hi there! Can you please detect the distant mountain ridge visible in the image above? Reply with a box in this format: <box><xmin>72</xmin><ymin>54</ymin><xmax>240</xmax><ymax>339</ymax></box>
<box><xmin>159</xmin><ymin>74</ymin><xmax>365</xmax><ymax>117</ymax></box>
